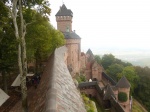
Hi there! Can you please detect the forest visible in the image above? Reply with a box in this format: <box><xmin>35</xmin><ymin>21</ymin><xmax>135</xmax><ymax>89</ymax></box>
<box><xmin>95</xmin><ymin>54</ymin><xmax>150</xmax><ymax>111</ymax></box>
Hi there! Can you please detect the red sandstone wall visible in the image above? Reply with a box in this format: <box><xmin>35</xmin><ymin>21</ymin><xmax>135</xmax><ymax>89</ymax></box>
<box><xmin>80</xmin><ymin>54</ymin><xmax>86</xmax><ymax>71</ymax></box>
<box><xmin>56</xmin><ymin>16</ymin><xmax>72</xmax><ymax>32</ymax></box>
<box><xmin>80</xmin><ymin>88</ymin><xmax>97</xmax><ymax>97</ymax></box>
<box><xmin>85</xmin><ymin>70</ymin><xmax>92</xmax><ymax>80</ymax></box>
<box><xmin>66</xmin><ymin>39</ymin><xmax>81</xmax><ymax>74</ymax></box>
<box><xmin>118</xmin><ymin>88</ymin><xmax>130</xmax><ymax>105</ymax></box>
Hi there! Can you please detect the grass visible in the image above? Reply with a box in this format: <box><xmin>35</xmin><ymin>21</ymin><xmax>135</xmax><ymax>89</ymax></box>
<box><xmin>132</xmin><ymin>99</ymin><xmax>148</xmax><ymax>112</ymax></box>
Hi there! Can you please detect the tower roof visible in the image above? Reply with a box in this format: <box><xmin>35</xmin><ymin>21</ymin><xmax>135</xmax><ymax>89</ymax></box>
<box><xmin>103</xmin><ymin>84</ymin><xmax>116</xmax><ymax>100</ymax></box>
<box><xmin>55</xmin><ymin>4</ymin><xmax>73</xmax><ymax>17</ymax></box>
<box><xmin>63</xmin><ymin>32</ymin><xmax>80</xmax><ymax>39</ymax></box>
<box><xmin>116</xmin><ymin>76</ymin><xmax>131</xmax><ymax>88</ymax></box>
<box><xmin>86</xmin><ymin>49</ymin><xmax>93</xmax><ymax>56</ymax></box>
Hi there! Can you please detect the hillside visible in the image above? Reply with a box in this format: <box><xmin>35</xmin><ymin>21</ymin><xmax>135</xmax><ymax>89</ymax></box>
<box><xmin>132</xmin><ymin>99</ymin><xmax>148</xmax><ymax>112</ymax></box>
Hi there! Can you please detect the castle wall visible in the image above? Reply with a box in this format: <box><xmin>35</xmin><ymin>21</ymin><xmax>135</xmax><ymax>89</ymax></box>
<box><xmin>80</xmin><ymin>88</ymin><xmax>97</xmax><ymax>97</ymax></box>
<box><xmin>85</xmin><ymin>70</ymin><xmax>92</xmax><ymax>80</ymax></box>
<box><xmin>46</xmin><ymin>46</ymin><xmax>86</xmax><ymax>112</ymax></box>
<box><xmin>118</xmin><ymin>88</ymin><xmax>130</xmax><ymax>106</ymax></box>
<box><xmin>80</xmin><ymin>54</ymin><xmax>86</xmax><ymax>71</ymax></box>
<box><xmin>56</xmin><ymin>16</ymin><xmax>72</xmax><ymax>32</ymax></box>
<box><xmin>66</xmin><ymin>39</ymin><xmax>81</xmax><ymax>75</ymax></box>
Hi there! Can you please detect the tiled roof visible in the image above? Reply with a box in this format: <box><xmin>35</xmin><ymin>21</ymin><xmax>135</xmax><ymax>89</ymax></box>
<box><xmin>86</xmin><ymin>49</ymin><xmax>93</xmax><ymax>56</ymax></box>
<box><xmin>55</xmin><ymin>4</ymin><xmax>73</xmax><ymax>17</ymax></box>
<box><xmin>103</xmin><ymin>84</ymin><xmax>116</xmax><ymax>100</ymax></box>
<box><xmin>116</xmin><ymin>76</ymin><xmax>131</xmax><ymax>88</ymax></box>
<box><xmin>63</xmin><ymin>31</ymin><xmax>81</xmax><ymax>39</ymax></box>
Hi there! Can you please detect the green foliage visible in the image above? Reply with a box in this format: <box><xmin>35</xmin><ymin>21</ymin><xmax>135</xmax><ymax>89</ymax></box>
<box><xmin>24</xmin><ymin>9</ymin><xmax>65</xmax><ymax>70</ymax></box>
<box><xmin>134</xmin><ymin>66</ymin><xmax>150</xmax><ymax>111</ymax></box>
<box><xmin>115</xmin><ymin>59</ymin><xmax>132</xmax><ymax>67</ymax></box>
<box><xmin>117</xmin><ymin>66</ymin><xmax>139</xmax><ymax>95</ymax></box>
<box><xmin>101</xmin><ymin>54</ymin><xmax>115</xmax><ymax>69</ymax></box>
<box><xmin>94</xmin><ymin>55</ymin><xmax>101</xmax><ymax>65</ymax></box>
<box><xmin>106</xmin><ymin>64</ymin><xmax>124</xmax><ymax>81</ymax></box>
<box><xmin>76</xmin><ymin>74</ymin><xmax>86</xmax><ymax>83</ymax></box>
<box><xmin>0</xmin><ymin>2</ymin><xmax>17</xmax><ymax>72</ymax></box>
<box><xmin>82</xmin><ymin>94</ymin><xmax>95</xmax><ymax>112</ymax></box>
<box><xmin>118</xmin><ymin>92</ymin><xmax>128</xmax><ymax>102</ymax></box>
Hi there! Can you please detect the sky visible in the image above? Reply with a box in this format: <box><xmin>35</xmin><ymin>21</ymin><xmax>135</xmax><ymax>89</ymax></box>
<box><xmin>49</xmin><ymin>0</ymin><xmax>150</xmax><ymax>57</ymax></box>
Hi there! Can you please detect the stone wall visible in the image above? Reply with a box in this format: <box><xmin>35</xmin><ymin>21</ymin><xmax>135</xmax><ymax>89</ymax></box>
<box><xmin>46</xmin><ymin>46</ymin><xmax>86</xmax><ymax>112</ymax></box>
<box><xmin>56</xmin><ymin>16</ymin><xmax>72</xmax><ymax>32</ymax></box>
<box><xmin>10</xmin><ymin>46</ymin><xmax>86</xmax><ymax>112</ymax></box>
<box><xmin>66</xmin><ymin>39</ymin><xmax>81</xmax><ymax>75</ymax></box>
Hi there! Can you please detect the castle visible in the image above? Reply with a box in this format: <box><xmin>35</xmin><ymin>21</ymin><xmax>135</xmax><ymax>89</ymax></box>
<box><xmin>55</xmin><ymin>4</ymin><xmax>132</xmax><ymax>112</ymax></box>
<box><xmin>56</xmin><ymin>4</ymin><xmax>81</xmax><ymax>75</ymax></box>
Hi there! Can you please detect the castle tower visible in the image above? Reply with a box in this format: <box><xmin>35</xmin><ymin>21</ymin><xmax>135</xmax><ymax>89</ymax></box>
<box><xmin>56</xmin><ymin>4</ymin><xmax>81</xmax><ymax>75</ymax></box>
<box><xmin>116</xmin><ymin>76</ymin><xmax>131</xmax><ymax>107</ymax></box>
<box><xmin>56</xmin><ymin>4</ymin><xmax>73</xmax><ymax>32</ymax></box>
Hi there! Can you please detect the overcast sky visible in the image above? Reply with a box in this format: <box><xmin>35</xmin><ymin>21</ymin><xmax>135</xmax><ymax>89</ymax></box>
<box><xmin>49</xmin><ymin>0</ymin><xmax>150</xmax><ymax>55</ymax></box>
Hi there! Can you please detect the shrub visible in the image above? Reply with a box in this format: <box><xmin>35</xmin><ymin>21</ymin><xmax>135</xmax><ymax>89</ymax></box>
<box><xmin>118</xmin><ymin>92</ymin><xmax>128</xmax><ymax>102</ymax></box>
<box><xmin>76</xmin><ymin>74</ymin><xmax>86</xmax><ymax>83</ymax></box>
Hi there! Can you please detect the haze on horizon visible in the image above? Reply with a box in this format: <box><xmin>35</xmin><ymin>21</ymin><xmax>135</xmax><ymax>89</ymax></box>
<box><xmin>49</xmin><ymin>0</ymin><xmax>150</xmax><ymax>58</ymax></box>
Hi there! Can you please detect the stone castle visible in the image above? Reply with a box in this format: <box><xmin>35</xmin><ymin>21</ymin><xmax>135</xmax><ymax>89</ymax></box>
<box><xmin>55</xmin><ymin>4</ymin><xmax>81</xmax><ymax>75</ymax></box>
<box><xmin>0</xmin><ymin>4</ymin><xmax>132</xmax><ymax>112</ymax></box>
<box><xmin>55</xmin><ymin>4</ymin><xmax>132</xmax><ymax>112</ymax></box>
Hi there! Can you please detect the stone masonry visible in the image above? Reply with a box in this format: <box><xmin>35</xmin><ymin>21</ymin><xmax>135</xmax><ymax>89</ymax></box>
<box><xmin>49</xmin><ymin>46</ymin><xmax>86</xmax><ymax>112</ymax></box>
<box><xmin>9</xmin><ymin>46</ymin><xmax>86</xmax><ymax>112</ymax></box>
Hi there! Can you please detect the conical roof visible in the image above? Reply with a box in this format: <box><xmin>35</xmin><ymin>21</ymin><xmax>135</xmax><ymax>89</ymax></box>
<box><xmin>116</xmin><ymin>76</ymin><xmax>131</xmax><ymax>88</ymax></box>
<box><xmin>86</xmin><ymin>49</ymin><xmax>94</xmax><ymax>62</ymax></box>
<box><xmin>103</xmin><ymin>84</ymin><xmax>116</xmax><ymax>100</ymax></box>
<box><xmin>86</xmin><ymin>49</ymin><xmax>93</xmax><ymax>56</ymax></box>
<box><xmin>55</xmin><ymin>4</ymin><xmax>73</xmax><ymax>17</ymax></box>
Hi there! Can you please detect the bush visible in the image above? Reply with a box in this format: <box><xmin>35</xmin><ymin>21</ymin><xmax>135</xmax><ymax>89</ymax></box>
<box><xmin>118</xmin><ymin>92</ymin><xmax>128</xmax><ymax>102</ymax></box>
<box><xmin>76</xmin><ymin>74</ymin><xmax>86</xmax><ymax>83</ymax></box>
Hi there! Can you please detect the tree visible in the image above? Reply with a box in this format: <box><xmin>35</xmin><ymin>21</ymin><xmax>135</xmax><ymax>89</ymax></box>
<box><xmin>0</xmin><ymin>23</ymin><xmax>17</xmax><ymax>93</ymax></box>
<box><xmin>24</xmin><ymin>9</ymin><xmax>65</xmax><ymax>72</ymax></box>
<box><xmin>106</xmin><ymin>64</ymin><xmax>124</xmax><ymax>81</ymax></box>
<box><xmin>0</xmin><ymin>1</ymin><xmax>9</xmax><ymax>43</ymax></box>
<box><xmin>117</xmin><ymin>66</ymin><xmax>139</xmax><ymax>94</ymax></box>
<box><xmin>115</xmin><ymin>58</ymin><xmax>132</xmax><ymax>67</ymax></box>
<box><xmin>134</xmin><ymin>66</ymin><xmax>150</xmax><ymax>111</ymax></box>
<box><xmin>0</xmin><ymin>1</ymin><xmax>18</xmax><ymax>93</ymax></box>
<box><xmin>1</xmin><ymin>0</ymin><xmax>51</xmax><ymax>111</ymax></box>
<box><xmin>118</xmin><ymin>92</ymin><xmax>128</xmax><ymax>102</ymax></box>
<box><xmin>94</xmin><ymin>55</ymin><xmax>101</xmax><ymax>65</ymax></box>
<box><xmin>101</xmin><ymin>54</ymin><xmax>115</xmax><ymax>69</ymax></box>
